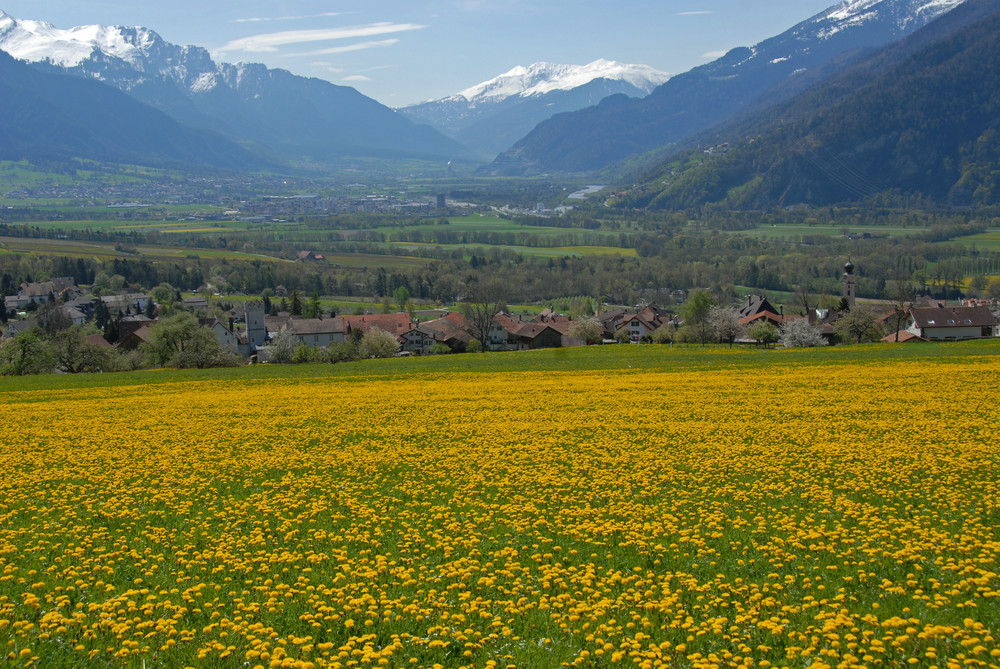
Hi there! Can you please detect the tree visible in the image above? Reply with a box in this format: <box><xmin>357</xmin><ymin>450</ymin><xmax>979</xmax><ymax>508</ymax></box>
<box><xmin>886</xmin><ymin>279</ymin><xmax>916</xmax><ymax>342</ymax></box>
<box><xmin>394</xmin><ymin>286</ymin><xmax>411</xmax><ymax>313</ymax></box>
<box><xmin>37</xmin><ymin>302</ymin><xmax>73</xmax><ymax>336</ymax></box>
<box><xmin>651</xmin><ymin>323</ymin><xmax>675</xmax><ymax>344</ymax></box>
<box><xmin>150</xmin><ymin>282</ymin><xmax>175</xmax><ymax>305</ymax></box>
<box><xmin>779</xmin><ymin>318</ymin><xmax>827</xmax><ymax>348</ymax></box>
<box><xmin>324</xmin><ymin>341</ymin><xmax>358</xmax><ymax>363</ymax></box>
<box><xmin>748</xmin><ymin>321</ymin><xmax>778</xmax><ymax>348</ymax></box>
<box><xmin>359</xmin><ymin>326</ymin><xmax>400</xmax><ymax>358</ymax></box>
<box><xmin>94</xmin><ymin>299</ymin><xmax>111</xmax><ymax>331</ymax></box>
<box><xmin>679</xmin><ymin>289</ymin><xmax>716</xmax><ymax>345</ymax></box>
<box><xmin>709</xmin><ymin>306</ymin><xmax>742</xmax><ymax>347</ymax></box>
<box><xmin>52</xmin><ymin>325</ymin><xmax>113</xmax><ymax>373</ymax></box>
<box><xmin>172</xmin><ymin>327</ymin><xmax>241</xmax><ymax>369</ymax></box>
<box><xmin>569</xmin><ymin>317</ymin><xmax>603</xmax><ymax>344</ymax></box>
<box><xmin>269</xmin><ymin>326</ymin><xmax>297</xmax><ymax>363</ymax></box>
<box><xmin>290</xmin><ymin>289</ymin><xmax>303</xmax><ymax>316</ymax></box>
<box><xmin>834</xmin><ymin>305</ymin><xmax>888</xmax><ymax>344</ymax></box>
<box><xmin>614</xmin><ymin>325</ymin><xmax>632</xmax><ymax>344</ymax></box>
<box><xmin>0</xmin><ymin>328</ymin><xmax>56</xmax><ymax>376</ymax></box>
<box><xmin>144</xmin><ymin>312</ymin><xmax>238</xmax><ymax>369</ymax></box>
<box><xmin>793</xmin><ymin>285</ymin><xmax>814</xmax><ymax>316</ymax></box>
<box><xmin>988</xmin><ymin>278</ymin><xmax>1000</xmax><ymax>300</ymax></box>
<box><xmin>291</xmin><ymin>343</ymin><xmax>317</xmax><ymax>364</ymax></box>
<box><xmin>460</xmin><ymin>277</ymin><xmax>507</xmax><ymax>353</ymax></box>
<box><xmin>305</xmin><ymin>291</ymin><xmax>322</xmax><ymax>319</ymax></box>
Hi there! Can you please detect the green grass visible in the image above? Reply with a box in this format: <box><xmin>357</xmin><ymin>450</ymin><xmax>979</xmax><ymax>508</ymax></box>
<box><xmin>945</xmin><ymin>228</ymin><xmax>1000</xmax><ymax>251</ymax></box>
<box><xmin>4</xmin><ymin>337</ymin><xmax>997</xmax><ymax>394</ymax></box>
<box><xmin>735</xmin><ymin>223</ymin><xmax>929</xmax><ymax>240</ymax></box>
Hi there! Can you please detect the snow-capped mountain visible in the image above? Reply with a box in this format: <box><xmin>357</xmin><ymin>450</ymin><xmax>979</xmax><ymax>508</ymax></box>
<box><xmin>399</xmin><ymin>60</ymin><xmax>670</xmax><ymax>159</ymax></box>
<box><xmin>810</xmin><ymin>0</ymin><xmax>964</xmax><ymax>38</ymax></box>
<box><xmin>0</xmin><ymin>10</ymin><xmax>469</xmax><ymax>165</ymax></box>
<box><xmin>454</xmin><ymin>60</ymin><xmax>669</xmax><ymax>105</ymax></box>
<box><xmin>485</xmin><ymin>0</ymin><xmax>968</xmax><ymax>175</ymax></box>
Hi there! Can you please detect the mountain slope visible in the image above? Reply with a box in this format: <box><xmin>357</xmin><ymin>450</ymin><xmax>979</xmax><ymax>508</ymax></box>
<box><xmin>0</xmin><ymin>50</ymin><xmax>262</xmax><ymax>169</ymax></box>
<box><xmin>399</xmin><ymin>60</ymin><xmax>669</xmax><ymax>157</ymax></box>
<box><xmin>0</xmin><ymin>11</ymin><xmax>470</xmax><ymax>165</ymax></box>
<box><xmin>483</xmin><ymin>0</ymin><xmax>966</xmax><ymax>176</ymax></box>
<box><xmin>617</xmin><ymin>0</ymin><xmax>1000</xmax><ymax>210</ymax></box>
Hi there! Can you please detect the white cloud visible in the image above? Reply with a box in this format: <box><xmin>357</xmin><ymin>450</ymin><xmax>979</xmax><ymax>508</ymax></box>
<box><xmin>293</xmin><ymin>39</ymin><xmax>400</xmax><ymax>57</ymax></box>
<box><xmin>678</xmin><ymin>11</ymin><xmax>714</xmax><ymax>16</ymax></box>
<box><xmin>702</xmin><ymin>50</ymin><xmax>728</xmax><ymax>59</ymax></box>
<box><xmin>232</xmin><ymin>12</ymin><xmax>343</xmax><ymax>23</ymax></box>
<box><xmin>309</xmin><ymin>62</ymin><xmax>345</xmax><ymax>74</ymax></box>
<box><xmin>342</xmin><ymin>75</ymin><xmax>371</xmax><ymax>82</ymax></box>
<box><xmin>216</xmin><ymin>23</ymin><xmax>426</xmax><ymax>55</ymax></box>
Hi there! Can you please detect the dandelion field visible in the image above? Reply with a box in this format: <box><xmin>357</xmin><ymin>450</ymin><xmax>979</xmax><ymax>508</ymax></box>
<box><xmin>1</xmin><ymin>345</ymin><xmax>999</xmax><ymax>669</ymax></box>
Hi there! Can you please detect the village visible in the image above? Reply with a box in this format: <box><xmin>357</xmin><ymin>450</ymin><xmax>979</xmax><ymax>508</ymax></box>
<box><xmin>3</xmin><ymin>261</ymin><xmax>1000</xmax><ymax>374</ymax></box>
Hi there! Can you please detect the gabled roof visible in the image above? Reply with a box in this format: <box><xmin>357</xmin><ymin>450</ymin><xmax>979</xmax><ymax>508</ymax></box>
<box><xmin>738</xmin><ymin>311</ymin><xmax>785</xmax><ymax>327</ymax></box>
<box><xmin>737</xmin><ymin>295</ymin><xmax>778</xmax><ymax>320</ymax></box>
<box><xmin>508</xmin><ymin>322</ymin><xmax>562</xmax><ymax>340</ymax></box>
<box><xmin>4</xmin><ymin>320</ymin><xmax>37</xmax><ymax>336</ymax></box>
<box><xmin>420</xmin><ymin>313</ymin><xmax>472</xmax><ymax>344</ymax></box>
<box><xmin>913</xmin><ymin>296</ymin><xmax>945</xmax><ymax>309</ymax></box>
<box><xmin>882</xmin><ymin>329</ymin><xmax>927</xmax><ymax>343</ymax></box>
<box><xmin>623</xmin><ymin>313</ymin><xmax>659</xmax><ymax>331</ymax></box>
<box><xmin>909</xmin><ymin>306</ymin><xmax>997</xmax><ymax>329</ymax></box>
<box><xmin>343</xmin><ymin>313</ymin><xmax>414</xmax><ymax>334</ymax></box>
<box><xmin>19</xmin><ymin>277</ymin><xmax>75</xmax><ymax>298</ymax></box>
<box><xmin>86</xmin><ymin>334</ymin><xmax>113</xmax><ymax>349</ymax></box>
<box><xmin>119</xmin><ymin>325</ymin><xmax>153</xmax><ymax>348</ymax></box>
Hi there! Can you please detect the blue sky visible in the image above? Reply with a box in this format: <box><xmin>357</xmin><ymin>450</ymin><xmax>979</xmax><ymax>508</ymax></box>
<box><xmin>2</xmin><ymin>1</ymin><xmax>837</xmax><ymax>106</ymax></box>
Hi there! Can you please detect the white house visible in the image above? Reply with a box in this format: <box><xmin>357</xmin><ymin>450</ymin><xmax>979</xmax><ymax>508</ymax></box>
<box><xmin>906</xmin><ymin>306</ymin><xmax>997</xmax><ymax>341</ymax></box>
<box><xmin>286</xmin><ymin>317</ymin><xmax>348</xmax><ymax>348</ymax></box>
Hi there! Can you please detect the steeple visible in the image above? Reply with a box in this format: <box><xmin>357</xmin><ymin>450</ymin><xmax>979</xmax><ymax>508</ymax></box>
<box><xmin>843</xmin><ymin>259</ymin><xmax>856</xmax><ymax>308</ymax></box>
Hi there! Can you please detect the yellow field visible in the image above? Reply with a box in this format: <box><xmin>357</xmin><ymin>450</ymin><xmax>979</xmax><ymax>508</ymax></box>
<box><xmin>1</xmin><ymin>352</ymin><xmax>999</xmax><ymax>669</ymax></box>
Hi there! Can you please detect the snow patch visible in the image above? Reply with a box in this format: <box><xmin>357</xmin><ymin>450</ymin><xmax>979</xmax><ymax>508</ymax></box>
<box><xmin>190</xmin><ymin>71</ymin><xmax>217</xmax><ymax>94</ymax></box>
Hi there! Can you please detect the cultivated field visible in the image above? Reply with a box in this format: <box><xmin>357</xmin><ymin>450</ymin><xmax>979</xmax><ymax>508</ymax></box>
<box><xmin>1</xmin><ymin>344</ymin><xmax>999</xmax><ymax>668</ymax></box>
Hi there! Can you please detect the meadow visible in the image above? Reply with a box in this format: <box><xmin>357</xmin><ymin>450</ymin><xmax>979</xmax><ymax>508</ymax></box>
<box><xmin>1</xmin><ymin>343</ymin><xmax>999</xmax><ymax>669</ymax></box>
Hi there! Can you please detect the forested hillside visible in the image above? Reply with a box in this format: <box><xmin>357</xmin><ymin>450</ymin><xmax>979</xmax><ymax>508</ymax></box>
<box><xmin>616</xmin><ymin>2</ymin><xmax>1000</xmax><ymax>210</ymax></box>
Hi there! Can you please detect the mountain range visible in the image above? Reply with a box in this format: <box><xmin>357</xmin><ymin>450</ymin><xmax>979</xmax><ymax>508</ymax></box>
<box><xmin>0</xmin><ymin>10</ymin><xmax>469</xmax><ymax>168</ymax></box>
<box><xmin>0</xmin><ymin>49</ymin><xmax>261</xmax><ymax>170</ymax></box>
<box><xmin>613</xmin><ymin>0</ymin><xmax>1000</xmax><ymax>210</ymax></box>
<box><xmin>398</xmin><ymin>60</ymin><xmax>670</xmax><ymax>159</ymax></box>
<box><xmin>0</xmin><ymin>0</ymin><xmax>994</xmax><ymax>208</ymax></box>
<box><xmin>483</xmin><ymin>0</ymin><xmax>968</xmax><ymax>176</ymax></box>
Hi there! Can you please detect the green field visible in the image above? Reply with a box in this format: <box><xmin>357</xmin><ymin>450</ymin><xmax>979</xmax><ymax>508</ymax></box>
<box><xmin>946</xmin><ymin>228</ymin><xmax>1000</xmax><ymax>251</ymax></box>
<box><xmin>0</xmin><ymin>236</ymin><xmax>288</xmax><ymax>263</ymax></box>
<box><xmin>736</xmin><ymin>223</ymin><xmax>930</xmax><ymax>240</ymax></box>
<box><xmin>5</xmin><ymin>336</ymin><xmax>998</xmax><ymax>392</ymax></box>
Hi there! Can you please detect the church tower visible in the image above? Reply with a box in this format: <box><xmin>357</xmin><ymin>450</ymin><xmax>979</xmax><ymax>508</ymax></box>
<box><xmin>244</xmin><ymin>301</ymin><xmax>266</xmax><ymax>352</ymax></box>
<box><xmin>843</xmin><ymin>259</ymin><xmax>856</xmax><ymax>308</ymax></box>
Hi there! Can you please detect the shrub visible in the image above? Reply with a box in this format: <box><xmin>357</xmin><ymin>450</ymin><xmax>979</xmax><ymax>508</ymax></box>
<box><xmin>780</xmin><ymin>318</ymin><xmax>828</xmax><ymax>348</ymax></box>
